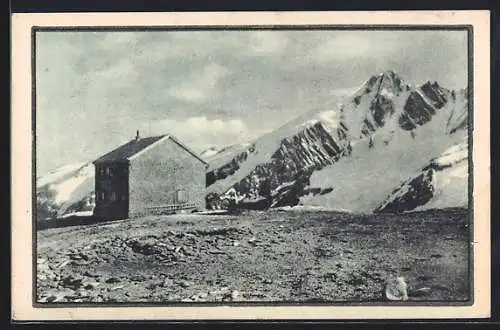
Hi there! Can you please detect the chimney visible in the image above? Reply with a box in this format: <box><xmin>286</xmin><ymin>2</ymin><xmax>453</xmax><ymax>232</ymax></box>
<box><xmin>135</xmin><ymin>130</ymin><xmax>140</xmax><ymax>141</ymax></box>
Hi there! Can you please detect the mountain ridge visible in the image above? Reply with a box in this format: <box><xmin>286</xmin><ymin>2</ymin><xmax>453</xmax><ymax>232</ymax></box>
<box><xmin>35</xmin><ymin>71</ymin><xmax>469</xmax><ymax>219</ymax></box>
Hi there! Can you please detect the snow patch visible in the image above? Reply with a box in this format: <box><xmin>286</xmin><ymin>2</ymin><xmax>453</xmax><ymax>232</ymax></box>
<box><xmin>37</xmin><ymin>162</ymin><xmax>88</xmax><ymax>188</ymax></box>
<box><xmin>60</xmin><ymin>210</ymin><xmax>93</xmax><ymax>218</ymax></box>
<box><xmin>379</xmin><ymin>88</ymin><xmax>394</xmax><ymax>99</ymax></box>
<box><xmin>414</xmin><ymin>160</ymin><xmax>468</xmax><ymax>211</ymax></box>
<box><xmin>433</xmin><ymin>139</ymin><xmax>468</xmax><ymax>167</ymax></box>
<box><xmin>47</xmin><ymin>164</ymin><xmax>94</xmax><ymax>204</ymax></box>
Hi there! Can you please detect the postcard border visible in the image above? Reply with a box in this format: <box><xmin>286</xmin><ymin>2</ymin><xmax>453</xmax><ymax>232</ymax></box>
<box><xmin>11</xmin><ymin>11</ymin><xmax>491</xmax><ymax>321</ymax></box>
<box><xmin>30</xmin><ymin>24</ymin><xmax>475</xmax><ymax>309</ymax></box>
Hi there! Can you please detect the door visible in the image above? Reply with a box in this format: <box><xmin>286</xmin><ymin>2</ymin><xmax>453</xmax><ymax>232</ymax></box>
<box><xmin>176</xmin><ymin>189</ymin><xmax>188</xmax><ymax>204</ymax></box>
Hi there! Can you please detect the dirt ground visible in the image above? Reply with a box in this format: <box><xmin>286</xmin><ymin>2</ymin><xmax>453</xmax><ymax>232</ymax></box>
<box><xmin>36</xmin><ymin>208</ymin><xmax>470</xmax><ymax>304</ymax></box>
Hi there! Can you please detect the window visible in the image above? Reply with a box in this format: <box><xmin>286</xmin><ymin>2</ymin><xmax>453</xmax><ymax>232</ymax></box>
<box><xmin>99</xmin><ymin>167</ymin><xmax>104</xmax><ymax>177</ymax></box>
<box><xmin>121</xmin><ymin>195</ymin><xmax>126</xmax><ymax>201</ymax></box>
<box><xmin>176</xmin><ymin>190</ymin><xmax>188</xmax><ymax>204</ymax></box>
<box><xmin>106</xmin><ymin>167</ymin><xmax>112</xmax><ymax>177</ymax></box>
<box><xmin>110</xmin><ymin>191</ymin><xmax>117</xmax><ymax>202</ymax></box>
<box><xmin>100</xmin><ymin>192</ymin><xmax>105</xmax><ymax>201</ymax></box>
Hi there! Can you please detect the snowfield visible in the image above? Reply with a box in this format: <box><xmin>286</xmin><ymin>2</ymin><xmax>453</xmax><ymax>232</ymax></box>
<box><xmin>414</xmin><ymin>140</ymin><xmax>468</xmax><ymax>211</ymax></box>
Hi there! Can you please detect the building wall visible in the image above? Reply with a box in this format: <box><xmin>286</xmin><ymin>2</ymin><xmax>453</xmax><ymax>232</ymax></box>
<box><xmin>93</xmin><ymin>163</ymin><xmax>129</xmax><ymax>220</ymax></box>
<box><xmin>128</xmin><ymin>138</ymin><xmax>206</xmax><ymax>217</ymax></box>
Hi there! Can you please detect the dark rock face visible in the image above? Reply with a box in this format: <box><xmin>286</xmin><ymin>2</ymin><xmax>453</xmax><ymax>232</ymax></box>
<box><xmin>271</xmin><ymin>122</ymin><xmax>343</xmax><ymax>174</ymax></box>
<box><xmin>207</xmin><ymin>122</ymin><xmax>347</xmax><ymax>210</ymax></box>
<box><xmin>206</xmin><ymin>144</ymin><xmax>257</xmax><ymax>186</ymax></box>
<box><xmin>374</xmin><ymin>169</ymin><xmax>436</xmax><ymax>214</ymax></box>
<box><xmin>355</xmin><ymin>71</ymin><xmax>408</xmax><ymax>138</ymax></box>
<box><xmin>399</xmin><ymin>83</ymin><xmax>450</xmax><ymax>131</ymax></box>
<box><xmin>420</xmin><ymin>82</ymin><xmax>448</xmax><ymax>109</ymax></box>
<box><xmin>370</xmin><ymin>94</ymin><xmax>395</xmax><ymax>127</ymax></box>
<box><xmin>399</xmin><ymin>91</ymin><xmax>437</xmax><ymax>130</ymax></box>
<box><xmin>359</xmin><ymin>95</ymin><xmax>396</xmax><ymax>137</ymax></box>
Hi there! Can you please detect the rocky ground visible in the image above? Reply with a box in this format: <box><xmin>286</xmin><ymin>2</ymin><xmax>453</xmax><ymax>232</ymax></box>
<box><xmin>36</xmin><ymin>208</ymin><xmax>470</xmax><ymax>304</ymax></box>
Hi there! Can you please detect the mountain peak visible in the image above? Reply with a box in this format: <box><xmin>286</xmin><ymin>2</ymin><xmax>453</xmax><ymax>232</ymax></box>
<box><xmin>421</xmin><ymin>80</ymin><xmax>442</xmax><ymax>90</ymax></box>
<box><xmin>379</xmin><ymin>70</ymin><xmax>398</xmax><ymax>78</ymax></box>
<box><xmin>360</xmin><ymin>70</ymin><xmax>409</xmax><ymax>97</ymax></box>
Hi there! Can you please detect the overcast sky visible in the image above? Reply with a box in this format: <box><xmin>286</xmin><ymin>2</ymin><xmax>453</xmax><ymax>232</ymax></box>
<box><xmin>35</xmin><ymin>29</ymin><xmax>468</xmax><ymax>176</ymax></box>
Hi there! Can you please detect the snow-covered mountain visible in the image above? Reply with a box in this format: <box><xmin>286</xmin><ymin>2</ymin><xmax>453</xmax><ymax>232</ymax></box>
<box><xmin>36</xmin><ymin>162</ymin><xmax>95</xmax><ymax>220</ymax></box>
<box><xmin>35</xmin><ymin>70</ymin><xmax>469</xmax><ymax>218</ymax></box>
<box><xmin>374</xmin><ymin>138</ymin><xmax>468</xmax><ymax>213</ymax></box>
<box><xmin>206</xmin><ymin>70</ymin><xmax>469</xmax><ymax>212</ymax></box>
<box><xmin>206</xmin><ymin>108</ymin><xmax>350</xmax><ymax>209</ymax></box>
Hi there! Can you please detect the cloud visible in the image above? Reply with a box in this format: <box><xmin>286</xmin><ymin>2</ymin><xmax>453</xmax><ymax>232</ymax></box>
<box><xmin>168</xmin><ymin>63</ymin><xmax>231</xmax><ymax>103</ymax></box>
<box><xmin>312</xmin><ymin>33</ymin><xmax>378</xmax><ymax>63</ymax></box>
<box><xmin>247</xmin><ymin>31</ymin><xmax>290</xmax><ymax>56</ymax></box>
<box><xmin>145</xmin><ymin>116</ymin><xmax>250</xmax><ymax>151</ymax></box>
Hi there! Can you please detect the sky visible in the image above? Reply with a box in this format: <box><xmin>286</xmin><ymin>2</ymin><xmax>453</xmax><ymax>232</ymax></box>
<box><xmin>35</xmin><ymin>29</ymin><xmax>468</xmax><ymax>176</ymax></box>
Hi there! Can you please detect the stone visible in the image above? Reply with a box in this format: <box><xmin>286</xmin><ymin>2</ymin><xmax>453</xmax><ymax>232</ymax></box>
<box><xmin>130</xmin><ymin>275</ymin><xmax>146</xmax><ymax>282</ymax></box>
<box><xmin>83</xmin><ymin>270</ymin><xmax>96</xmax><ymax>277</ymax></box>
<box><xmin>60</xmin><ymin>275</ymin><xmax>84</xmax><ymax>289</ymax></box>
<box><xmin>384</xmin><ymin>276</ymin><xmax>409</xmax><ymax>301</ymax></box>
<box><xmin>84</xmin><ymin>282</ymin><xmax>100</xmax><ymax>290</ymax></box>
<box><xmin>209</xmin><ymin>249</ymin><xmax>226</xmax><ymax>255</ymax></box>
<box><xmin>37</xmin><ymin>274</ymin><xmax>48</xmax><ymax>282</ymax></box>
<box><xmin>411</xmin><ymin>286</ymin><xmax>432</xmax><ymax>297</ymax></box>
<box><xmin>105</xmin><ymin>277</ymin><xmax>121</xmax><ymax>284</ymax></box>
<box><xmin>179</xmin><ymin>280</ymin><xmax>191</xmax><ymax>288</ymax></box>
<box><xmin>110</xmin><ymin>285</ymin><xmax>124</xmax><ymax>291</ymax></box>
<box><xmin>57</xmin><ymin>260</ymin><xmax>72</xmax><ymax>269</ymax></box>
<box><xmin>162</xmin><ymin>278</ymin><xmax>174</xmax><ymax>287</ymax></box>
<box><xmin>231</xmin><ymin>290</ymin><xmax>241</xmax><ymax>300</ymax></box>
